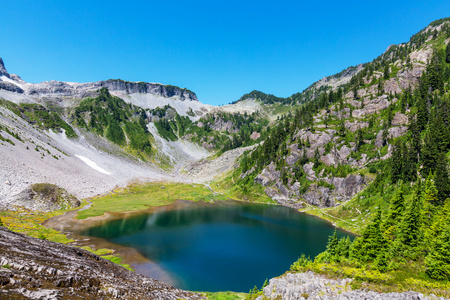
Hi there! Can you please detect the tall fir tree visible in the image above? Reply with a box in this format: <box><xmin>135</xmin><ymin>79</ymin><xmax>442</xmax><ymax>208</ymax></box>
<box><xmin>391</xmin><ymin>140</ymin><xmax>405</xmax><ymax>183</ymax></box>
<box><xmin>384</xmin><ymin>183</ymin><xmax>405</xmax><ymax>240</ymax></box>
<box><xmin>399</xmin><ymin>183</ymin><xmax>424</xmax><ymax>251</ymax></box>
<box><xmin>435</xmin><ymin>153</ymin><xmax>450</xmax><ymax>204</ymax></box>
<box><xmin>421</xmin><ymin>132</ymin><xmax>438</xmax><ymax>176</ymax></box>
<box><xmin>425</xmin><ymin>223</ymin><xmax>450</xmax><ymax>280</ymax></box>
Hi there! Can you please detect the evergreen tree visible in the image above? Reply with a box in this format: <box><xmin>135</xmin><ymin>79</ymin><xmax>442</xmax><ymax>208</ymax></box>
<box><xmin>435</xmin><ymin>153</ymin><xmax>450</xmax><ymax>203</ymax></box>
<box><xmin>404</xmin><ymin>144</ymin><xmax>417</xmax><ymax>182</ymax></box>
<box><xmin>335</xmin><ymin>236</ymin><xmax>351</xmax><ymax>258</ymax></box>
<box><xmin>446</xmin><ymin>42</ymin><xmax>450</xmax><ymax>64</ymax></box>
<box><xmin>391</xmin><ymin>140</ymin><xmax>404</xmax><ymax>183</ymax></box>
<box><xmin>426</xmin><ymin>224</ymin><xmax>450</xmax><ymax>280</ymax></box>
<box><xmin>421</xmin><ymin>132</ymin><xmax>438</xmax><ymax>176</ymax></box>
<box><xmin>399</xmin><ymin>184</ymin><xmax>423</xmax><ymax>251</ymax></box>
<box><xmin>326</xmin><ymin>230</ymin><xmax>339</xmax><ymax>257</ymax></box>
<box><xmin>417</xmin><ymin>95</ymin><xmax>429</xmax><ymax>131</ymax></box>
<box><xmin>382</xmin><ymin>125</ymin><xmax>389</xmax><ymax>146</ymax></box>
<box><xmin>384</xmin><ymin>183</ymin><xmax>405</xmax><ymax>240</ymax></box>
<box><xmin>350</xmin><ymin>209</ymin><xmax>386</xmax><ymax>261</ymax></box>
<box><xmin>384</xmin><ymin>64</ymin><xmax>390</xmax><ymax>80</ymax></box>
<box><xmin>356</xmin><ymin>128</ymin><xmax>364</xmax><ymax>151</ymax></box>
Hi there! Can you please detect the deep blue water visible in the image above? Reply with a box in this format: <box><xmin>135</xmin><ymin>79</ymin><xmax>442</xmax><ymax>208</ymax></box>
<box><xmin>81</xmin><ymin>202</ymin><xmax>351</xmax><ymax>292</ymax></box>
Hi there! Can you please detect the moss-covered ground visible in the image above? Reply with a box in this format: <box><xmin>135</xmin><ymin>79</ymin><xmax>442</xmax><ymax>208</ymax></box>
<box><xmin>76</xmin><ymin>182</ymin><xmax>230</xmax><ymax>220</ymax></box>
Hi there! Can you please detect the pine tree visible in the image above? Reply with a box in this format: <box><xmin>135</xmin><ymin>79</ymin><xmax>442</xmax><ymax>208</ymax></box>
<box><xmin>426</xmin><ymin>224</ymin><xmax>450</xmax><ymax>280</ymax></box>
<box><xmin>399</xmin><ymin>184</ymin><xmax>423</xmax><ymax>250</ymax></box>
<box><xmin>435</xmin><ymin>153</ymin><xmax>450</xmax><ymax>204</ymax></box>
<box><xmin>381</xmin><ymin>125</ymin><xmax>388</xmax><ymax>146</ymax></box>
<box><xmin>350</xmin><ymin>209</ymin><xmax>386</xmax><ymax>261</ymax></box>
<box><xmin>404</xmin><ymin>144</ymin><xmax>417</xmax><ymax>182</ymax></box>
<box><xmin>335</xmin><ymin>236</ymin><xmax>351</xmax><ymax>258</ymax></box>
<box><xmin>423</xmin><ymin>173</ymin><xmax>439</xmax><ymax>246</ymax></box>
<box><xmin>417</xmin><ymin>95</ymin><xmax>428</xmax><ymax>131</ymax></box>
<box><xmin>446</xmin><ymin>42</ymin><xmax>450</xmax><ymax>64</ymax></box>
<box><xmin>384</xmin><ymin>64</ymin><xmax>390</xmax><ymax>80</ymax></box>
<box><xmin>326</xmin><ymin>230</ymin><xmax>339</xmax><ymax>257</ymax></box>
<box><xmin>356</xmin><ymin>128</ymin><xmax>364</xmax><ymax>151</ymax></box>
<box><xmin>421</xmin><ymin>132</ymin><xmax>438</xmax><ymax>176</ymax></box>
<box><xmin>391</xmin><ymin>140</ymin><xmax>404</xmax><ymax>183</ymax></box>
<box><xmin>384</xmin><ymin>183</ymin><xmax>405</xmax><ymax>240</ymax></box>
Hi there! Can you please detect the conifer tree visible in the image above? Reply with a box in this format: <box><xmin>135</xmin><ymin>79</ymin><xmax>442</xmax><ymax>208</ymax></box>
<box><xmin>421</xmin><ymin>132</ymin><xmax>438</xmax><ymax>176</ymax></box>
<box><xmin>404</xmin><ymin>147</ymin><xmax>417</xmax><ymax>182</ymax></box>
<box><xmin>384</xmin><ymin>183</ymin><xmax>405</xmax><ymax>239</ymax></box>
<box><xmin>335</xmin><ymin>236</ymin><xmax>351</xmax><ymax>258</ymax></box>
<box><xmin>391</xmin><ymin>140</ymin><xmax>404</xmax><ymax>183</ymax></box>
<box><xmin>417</xmin><ymin>95</ymin><xmax>428</xmax><ymax>131</ymax></box>
<box><xmin>446</xmin><ymin>42</ymin><xmax>450</xmax><ymax>64</ymax></box>
<box><xmin>326</xmin><ymin>230</ymin><xmax>338</xmax><ymax>257</ymax></box>
<box><xmin>350</xmin><ymin>209</ymin><xmax>386</xmax><ymax>261</ymax></box>
<box><xmin>435</xmin><ymin>153</ymin><xmax>450</xmax><ymax>203</ymax></box>
<box><xmin>384</xmin><ymin>64</ymin><xmax>390</xmax><ymax>80</ymax></box>
<box><xmin>426</xmin><ymin>224</ymin><xmax>450</xmax><ymax>280</ymax></box>
<box><xmin>399</xmin><ymin>184</ymin><xmax>423</xmax><ymax>252</ymax></box>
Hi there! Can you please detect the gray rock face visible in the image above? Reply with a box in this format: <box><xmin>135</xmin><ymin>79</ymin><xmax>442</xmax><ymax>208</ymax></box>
<box><xmin>0</xmin><ymin>58</ymin><xmax>198</xmax><ymax>102</ymax></box>
<box><xmin>260</xmin><ymin>271</ymin><xmax>444</xmax><ymax>300</ymax></box>
<box><xmin>0</xmin><ymin>81</ymin><xmax>24</xmax><ymax>93</ymax></box>
<box><xmin>0</xmin><ymin>57</ymin><xmax>9</xmax><ymax>77</ymax></box>
<box><xmin>0</xmin><ymin>227</ymin><xmax>202</xmax><ymax>299</ymax></box>
<box><xmin>24</xmin><ymin>79</ymin><xmax>198</xmax><ymax>101</ymax></box>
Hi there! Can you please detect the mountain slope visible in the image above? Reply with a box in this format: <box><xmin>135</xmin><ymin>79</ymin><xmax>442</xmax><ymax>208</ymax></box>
<box><xmin>227</xmin><ymin>17</ymin><xmax>450</xmax><ymax>212</ymax></box>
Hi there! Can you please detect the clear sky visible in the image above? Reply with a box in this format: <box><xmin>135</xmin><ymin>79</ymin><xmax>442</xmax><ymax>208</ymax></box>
<box><xmin>1</xmin><ymin>1</ymin><xmax>450</xmax><ymax>106</ymax></box>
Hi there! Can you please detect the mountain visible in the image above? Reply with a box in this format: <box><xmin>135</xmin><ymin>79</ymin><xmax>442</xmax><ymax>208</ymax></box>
<box><xmin>228</xmin><ymin>17</ymin><xmax>450</xmax><ymax>210</ymax></box>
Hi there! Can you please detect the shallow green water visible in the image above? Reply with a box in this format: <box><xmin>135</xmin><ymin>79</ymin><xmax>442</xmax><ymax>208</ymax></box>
<box><xmin>81</xmin><ymin>202</ymin><xmax>351</xmax><ymax>292</ymax></box>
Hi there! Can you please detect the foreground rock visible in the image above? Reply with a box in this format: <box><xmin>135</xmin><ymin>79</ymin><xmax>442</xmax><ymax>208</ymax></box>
<box><xmin>0</xmin><ymin>227</ymin><xmax>203</xmax><ymax>299</ymax></box>
<box><xmin>259</xmin><ymin>272</ymin><xmax>445</xmax><ymax>300</ymax></box>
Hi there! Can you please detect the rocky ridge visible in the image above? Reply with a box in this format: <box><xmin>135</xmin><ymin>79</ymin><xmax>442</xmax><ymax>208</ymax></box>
<box><xmin>0</xmin><ymin>58</ymin><xmax>198</xmax><ymax>103</ymax></box>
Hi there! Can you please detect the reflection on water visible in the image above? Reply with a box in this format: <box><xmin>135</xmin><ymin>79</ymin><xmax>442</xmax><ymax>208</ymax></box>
<box><xmin>81</xmin><ymin>202</ymin><xmax>351</xmax><ymax>292</ymax></box>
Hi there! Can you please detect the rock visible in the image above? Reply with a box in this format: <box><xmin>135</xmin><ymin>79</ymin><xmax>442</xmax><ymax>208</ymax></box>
<box><xmin>303</xmin><ymin>162</ymin><xmax>316</xmax><ymax>180</ymax></box>
<box><xmin>11</xmin><ymin>183</ymin><xmax>80</xmax><ymax>212</ymax></box>
<box><xmin>0</xmin><ymin>57</ymin><xmax>9</xmax><ymax>78</ymax></box>
<box><xmin>5</xmin><ymin>180</ymin><xmax>11</xmax><ymax>186</ymax></box>
<box><xmin>392</xmin><ymin>112</ymin><xmax>408</xmax><ymax>126</ymax></box>
<box><xmin>255</xmin><ymin>174</ymin><xmax>272</xmax><ymax>187</ymax></box>
<box><xmin>261</xmin><ymin>271</ymin><xmax>437</xmax><ymax>300</ymax></box>
<box><xmin>321</xmin><ymin>153</ymin><xmax>336</xmax><ymax>166</ymax></box>
<box><xmin>250</xmin><ymin>131</ymin><xmax>261</xmax><ymax>140</ymax></box>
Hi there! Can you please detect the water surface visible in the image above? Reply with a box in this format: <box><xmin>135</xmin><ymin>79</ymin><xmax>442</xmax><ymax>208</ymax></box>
<box><xmin>81</xmin><ymin>201</ymin><xmax>351</xmax><ymax>292</ymax></box>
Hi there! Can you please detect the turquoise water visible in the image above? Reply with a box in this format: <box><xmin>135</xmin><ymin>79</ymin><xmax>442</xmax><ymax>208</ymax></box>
<box><xmin>81</xmin><ymin>202</ymin><xmax>351</xmax><ymax>292</ymax></box>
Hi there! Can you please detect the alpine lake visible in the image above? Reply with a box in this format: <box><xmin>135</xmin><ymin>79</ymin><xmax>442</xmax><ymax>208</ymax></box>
<box><xmin>79</xmin><ymin>201</ymin><xmax>352</xmax><ymax>292</ymax></box>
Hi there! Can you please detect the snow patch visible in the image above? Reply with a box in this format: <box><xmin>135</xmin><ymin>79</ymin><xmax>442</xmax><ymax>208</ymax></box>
<box><xmin>75</xmin><ymin>155</ymin><xmax>111</xmax><ymax>175</ymax></box>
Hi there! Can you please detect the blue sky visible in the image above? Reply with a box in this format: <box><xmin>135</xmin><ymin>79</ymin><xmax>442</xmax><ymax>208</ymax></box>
<box><xmin>1</xmin><ymin>1</ymin><xmax>450</xmax><ymax>105</ymax></box>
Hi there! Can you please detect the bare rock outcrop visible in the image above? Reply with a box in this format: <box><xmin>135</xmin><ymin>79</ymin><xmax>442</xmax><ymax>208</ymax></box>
<box><xmin>259</xmin><ymin>271</ymin><xmax>441</xmax><ymax>300</ymax></box>
<box><xmin>12</xmin><ymin>183</ymin><xmax>80</xmax><ymax>212</ymax></box>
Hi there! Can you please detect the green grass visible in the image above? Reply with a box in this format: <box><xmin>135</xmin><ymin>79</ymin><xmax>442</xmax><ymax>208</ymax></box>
<box><xmin>213</xmin><ymin>170</ymin><xmax>274</xmax><ymax>204</ymax></box>
<box><xmin>76</xmin><ymin>182</ymin><xmax>229</xmax><ymax>220</ymax></box>
<box><xmin>202</xmin><ymin>291</ymin><xmax>247</xmax><ymax>300</ymax></box>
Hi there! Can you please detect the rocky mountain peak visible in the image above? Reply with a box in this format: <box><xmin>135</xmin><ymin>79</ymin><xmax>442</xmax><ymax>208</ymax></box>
<box><xmin>0</xmin><ymin>57</ymin><xmax>10</xmax><ymax>78</ymax></box>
